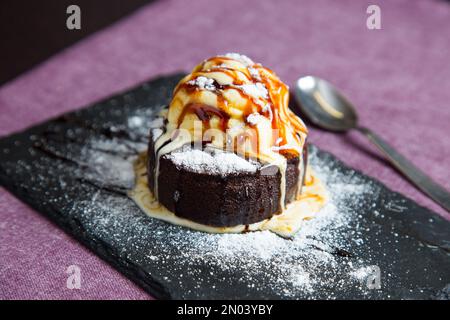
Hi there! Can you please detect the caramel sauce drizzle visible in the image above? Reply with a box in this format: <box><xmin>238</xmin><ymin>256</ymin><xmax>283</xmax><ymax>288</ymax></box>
<box><xmin>172</xmin><ymin>55</ymin><xmax>307</xmax><ymax>159</ymax></box>
<box><xmin>178</xmin><ymin>103</ymin><xmax>230</xmax><ymax>131</ymax></box>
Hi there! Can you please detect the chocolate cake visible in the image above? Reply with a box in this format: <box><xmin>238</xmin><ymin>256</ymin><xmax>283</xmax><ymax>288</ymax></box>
<box><xmin>147</xmin><ymin>125</ymin><xmax>307</xmax><ymax>227</ymax></box>
<box><xmin>146</xmin><ymin>53</ymin><xmax>310</xmax><ymax>228</ymax></box>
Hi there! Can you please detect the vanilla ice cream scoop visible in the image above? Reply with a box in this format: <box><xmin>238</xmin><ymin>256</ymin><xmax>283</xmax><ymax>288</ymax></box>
<box><xmin>154</xmin><ymin>54</ymin><xmax>309</xmax><ymax>209</ymax></box>
<box><xmin>165</xmin><ymin>53</ymin><xmax>308</xmax><ymax>164</ymax></box>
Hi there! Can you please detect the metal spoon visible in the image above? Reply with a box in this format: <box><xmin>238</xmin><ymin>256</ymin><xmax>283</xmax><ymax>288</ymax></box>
<box><xmin>294</xmin><ymin>75</ymin><xmax>450</xmax><ymax>212</ymax></box>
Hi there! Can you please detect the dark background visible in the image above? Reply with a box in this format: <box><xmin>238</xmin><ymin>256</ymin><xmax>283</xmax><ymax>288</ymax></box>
<box><xmin>0</xmin><ymin>0</ymin><xmax>153</xmax><ymax>85</ymax></box>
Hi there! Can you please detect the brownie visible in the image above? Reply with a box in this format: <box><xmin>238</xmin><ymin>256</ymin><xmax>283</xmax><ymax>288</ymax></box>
<box><xmin>147</xmin><ymin>130</ymin><xmax>307</xmax><ymax>227</ymax></box>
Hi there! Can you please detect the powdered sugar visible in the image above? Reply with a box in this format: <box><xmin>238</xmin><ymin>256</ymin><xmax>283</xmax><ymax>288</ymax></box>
<box><xmin>246</xmin><ymin>112</ymin><xmax>263</xmax><ymax>126</ymax></box>
<box><xmin>236</xmin><ymin>82</ymin><xmax>268</xmax><ymax>99</ymax></box>
<box><xmin>166</xmin><ymin>145</ymin><xmax>258</xmax><ymax>176</ymax></box>
<box><xmin>248</xmin><ymin>66</ymin><xmax>261</xmax><ymax>81</ymax></box>
<box><xmin>350</xmin><ymin>266</ymin><xmax>373</xmax><ymax>281</ymax></box>
<box><xmin>223</xmin><ymin>53</ymin><xmax>254</xmax><ymax>66</ymax></box>
<box><xmin>128</xmin><ymin>116</ymin><xmax>144</xmax><ymax>128</ymax></box>
<box><xmin>187</xmin><ymin>76</ymin><xmax>216</xmax><ymax>91</ymax></box>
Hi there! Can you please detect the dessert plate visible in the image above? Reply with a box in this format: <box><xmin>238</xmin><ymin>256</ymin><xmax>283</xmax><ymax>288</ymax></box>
<box><xmin>0</xmin><ymin>74</ymin><xmax>449</xmax><ymax>299</ymax></box>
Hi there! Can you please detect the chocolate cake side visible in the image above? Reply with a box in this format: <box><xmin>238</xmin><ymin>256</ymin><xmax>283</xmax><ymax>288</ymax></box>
<box><xmin>147</xmin><ymin>129</ymin><xmax>307</xmax><ymax>227</ymax></box>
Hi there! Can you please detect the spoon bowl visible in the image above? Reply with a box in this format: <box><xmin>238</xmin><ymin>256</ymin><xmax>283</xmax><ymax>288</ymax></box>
<box><xmin>294</xmin><ymin>76</ymin><xmax>358</xmax><ymax>132</ymax></box>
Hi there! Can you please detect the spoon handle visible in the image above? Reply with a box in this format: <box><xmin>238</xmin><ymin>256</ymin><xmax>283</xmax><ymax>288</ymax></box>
<box><xmin>357</xmin><ymin>126</ymin><xmax>450</xmax><ymax>212</ymax></box>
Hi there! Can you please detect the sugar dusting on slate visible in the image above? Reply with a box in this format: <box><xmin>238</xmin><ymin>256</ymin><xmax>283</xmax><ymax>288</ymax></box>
<box><xmin>49</xmin><ymin>111</ymin><xmax>383</xmax><ymax>299</ymax></box>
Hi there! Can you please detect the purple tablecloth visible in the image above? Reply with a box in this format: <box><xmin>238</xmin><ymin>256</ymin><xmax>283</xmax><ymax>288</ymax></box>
<box><xmin>1</xmin><ymin>0</ymin><xmax>449</xmax><ymax>299</ymax></box>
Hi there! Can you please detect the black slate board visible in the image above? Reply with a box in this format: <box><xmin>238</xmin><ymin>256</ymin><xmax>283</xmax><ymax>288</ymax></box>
<box><xmin>0</xmin><ymin>73</ymin><xmax>449</xmax><ymax>300</ymax></box>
